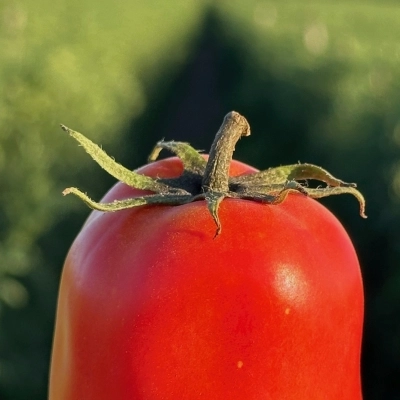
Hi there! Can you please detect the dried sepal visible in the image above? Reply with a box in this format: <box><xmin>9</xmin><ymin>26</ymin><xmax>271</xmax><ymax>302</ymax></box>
<box><xmin>204</xmin><ymin>191</ymin><xmax>226</xmax><ymax>237</ymax></box>
<box><xmin>304</xmin><ymin>186</ymin><xmax>367</xmax><ymax>218</ymax></box>
<box><xmin>63</xmin><ymin>187</ymin><xmax>193</xmax><ymax>212</ymax></box>
<box><xmin>61</xmin><ymin>125</ymin><xmax>174</xmax><ymax>194</ymax></box>
<box><xmin>148</xmin><ymin>140</ymin><xmax>206</xmax><ymax>175</ymax></box>
<box><xmin>231</xmin><ymin>163</ymin><xmax>356</xmax><ymax>188</ymax></box>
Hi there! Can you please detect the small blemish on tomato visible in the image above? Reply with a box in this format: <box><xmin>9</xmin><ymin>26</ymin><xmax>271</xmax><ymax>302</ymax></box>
<box><xmin>237</xmin><ymin>360</ymin><xmax>244</xmax><ymax>369</ymax></box>
<box><xmin>285</xmin><ymin>308</ymin><xmax>290</xmax><ymax>315</ymax></box>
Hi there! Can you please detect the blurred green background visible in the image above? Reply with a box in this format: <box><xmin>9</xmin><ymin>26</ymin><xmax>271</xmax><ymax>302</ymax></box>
<box><xmin>1</xmin><ymin>0</ymin><xmax>399</xmax><ymax>398</ymax></box>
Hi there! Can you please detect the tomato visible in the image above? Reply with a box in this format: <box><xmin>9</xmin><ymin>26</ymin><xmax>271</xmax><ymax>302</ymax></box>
<box><xmin>50</xmin><ymin>112</ymin><xmax>364</xmax><ymax>399</ymax></box>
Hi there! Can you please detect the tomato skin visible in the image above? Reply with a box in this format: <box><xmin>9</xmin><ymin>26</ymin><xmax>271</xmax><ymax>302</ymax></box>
<box><xmin>49</xmin><ymin>157</ymin><xmax>363</xmax><ymax>400</ymax></box>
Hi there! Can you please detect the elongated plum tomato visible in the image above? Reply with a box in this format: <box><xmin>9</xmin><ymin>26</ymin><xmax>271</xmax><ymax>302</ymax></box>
<box><xmin>49</xmin><ymin>112</ymin><xmax>365</xmax><ymax>400</ymax></box>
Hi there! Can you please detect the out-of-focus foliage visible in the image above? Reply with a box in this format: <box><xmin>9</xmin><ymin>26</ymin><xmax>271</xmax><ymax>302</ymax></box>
<box><xmin>1</xmin><ymin>0</ymin><xmax>400</xmax><ymax>399</ymax></box>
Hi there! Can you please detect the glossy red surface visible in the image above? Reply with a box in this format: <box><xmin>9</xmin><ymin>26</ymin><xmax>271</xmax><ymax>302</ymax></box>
<box><xmin>49</xmin><ymin>157</ymin><xmax>363</xmax><ymax>399</ymax></box>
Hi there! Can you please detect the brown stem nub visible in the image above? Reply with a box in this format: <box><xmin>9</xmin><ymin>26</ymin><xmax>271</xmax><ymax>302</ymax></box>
<box><xmin>202</xmin><ymin>111</ymin><xmax>250</xmax><ymax>193</ymax></box>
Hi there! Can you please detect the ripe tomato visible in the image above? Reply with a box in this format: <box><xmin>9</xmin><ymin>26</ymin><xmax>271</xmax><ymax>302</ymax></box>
<box><xmin>49</xmin><ymin>155</ymin><xmax>363</xmax><ymax>400</ymax></box>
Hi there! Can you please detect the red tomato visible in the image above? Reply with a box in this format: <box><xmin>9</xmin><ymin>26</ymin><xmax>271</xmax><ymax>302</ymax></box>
<box><xmin>49</xmin><ymin>156</ymin><xmax>363</xmax><ymax>400</ymax></box>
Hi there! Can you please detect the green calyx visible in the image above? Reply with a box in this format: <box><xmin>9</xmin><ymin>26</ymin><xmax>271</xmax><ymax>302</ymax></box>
<box><xmin>61</xmin><ymin>111</ymin><xmax>366</xmax><ymax>236</ymax></box>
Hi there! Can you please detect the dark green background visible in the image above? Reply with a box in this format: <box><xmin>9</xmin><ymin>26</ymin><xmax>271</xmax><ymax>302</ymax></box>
<box><xmin>1</xmin><ymin>1</ymin><xmax>399</xmax><ymax>399</ymax></box>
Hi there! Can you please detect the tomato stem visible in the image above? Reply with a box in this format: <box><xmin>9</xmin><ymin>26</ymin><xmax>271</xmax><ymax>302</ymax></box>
<box><xmin>202</xmin><ymin>111</ymin><xmax>250</xmax><ymax>193</ymax></box>
<box><xmin>60</xmin><ymin>112</ymin><xmax>366</xmax><ymax>236</ymax></box>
